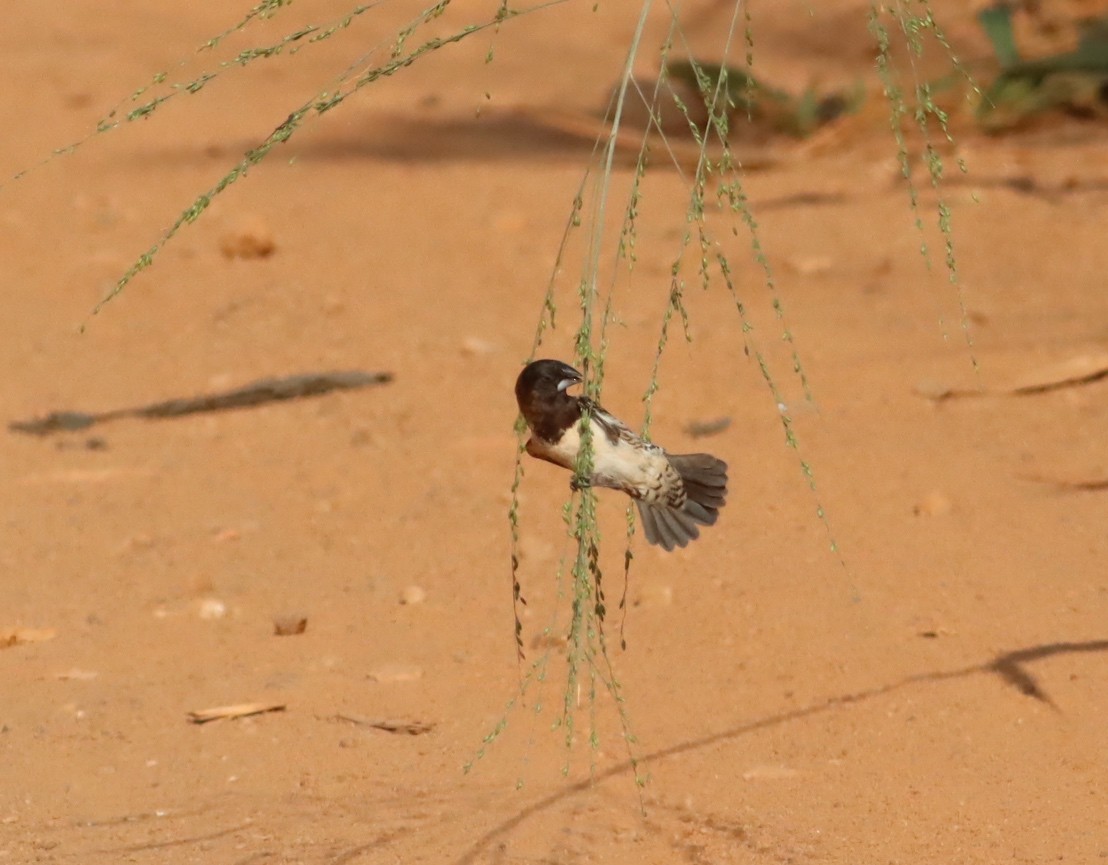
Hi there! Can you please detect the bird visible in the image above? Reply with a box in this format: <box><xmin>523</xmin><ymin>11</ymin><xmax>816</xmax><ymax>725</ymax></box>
<box><xmin>514</xmin><ymin>359</ymin><xmax>727</xmax><ymax>551</ymax></box>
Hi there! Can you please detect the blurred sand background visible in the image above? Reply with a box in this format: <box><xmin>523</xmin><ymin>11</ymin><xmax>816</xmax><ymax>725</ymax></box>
<box><xmin>2</xmin><ymin>2</ymin><xmax>1107</xmax><ymax>862</ymax></box>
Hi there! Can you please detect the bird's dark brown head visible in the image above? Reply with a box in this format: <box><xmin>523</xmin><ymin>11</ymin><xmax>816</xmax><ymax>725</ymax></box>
<box><xmin>515</xmin><ymin>359</ymin><xmax>583</xmax><ymax>440</ymax></box>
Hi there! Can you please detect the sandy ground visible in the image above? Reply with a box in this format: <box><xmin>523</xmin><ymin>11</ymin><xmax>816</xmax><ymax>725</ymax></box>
<box><xmin>3</xmin><ymin>2</ymin><xmax>1107</xmax><ymax>863</ymax></box>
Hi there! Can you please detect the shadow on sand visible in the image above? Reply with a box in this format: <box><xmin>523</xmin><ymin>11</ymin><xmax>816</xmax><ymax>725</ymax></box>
<box><xmin>430</xmin><ymin>638</ymin><xmax>1108</xmax><ymax>865</ymax></box>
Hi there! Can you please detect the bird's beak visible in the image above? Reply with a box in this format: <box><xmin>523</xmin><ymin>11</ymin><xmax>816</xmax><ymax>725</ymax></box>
<box><xmin>557</xmin><ymin>368</ymin><xmax>583</xmax><ymax>392</ymax></box>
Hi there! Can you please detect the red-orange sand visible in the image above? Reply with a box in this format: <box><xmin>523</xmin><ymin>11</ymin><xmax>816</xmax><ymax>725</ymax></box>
<box><xmin>2</xmin><ymin>2</ymin><xmax>1106</xmax><ymax>862</ymax></box>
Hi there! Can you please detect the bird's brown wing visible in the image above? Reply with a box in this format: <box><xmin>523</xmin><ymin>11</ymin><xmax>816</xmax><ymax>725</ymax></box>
<box><xmin>578</xmin><ymin>397</ymin><xmax>663</xmax><ymax>453</ymax></box>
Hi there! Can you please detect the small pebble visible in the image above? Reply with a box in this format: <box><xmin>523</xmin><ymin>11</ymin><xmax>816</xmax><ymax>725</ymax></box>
<box><xmin>219</xmin><ymin>218</ymin><xmax>276</xmax><ymax>260</ymax></box>
<box><xmin>55</xmin><ymin>669</ymin><xmax>98</xmax><ymax>681</ymax></box>
<box><xmin>399</xmin><ymin>586</ymin><xmax>426</xmax><ymax>605</ymax></box>
<box><xmin>197</xmin><ymin>598</ymin><xmax>227</xmax><ymax>620</ymax></box>
<box><xmin>784</xmin><ymin>256</ymin><xmax>834</xmax><ymax>276</ymax></box>
<box><xmin>367</xmin><ymin>663</ymin><xmax>423</xmax><ymax>684</ymax></box>
<box><xmin>460</xmin><ymin>336</ymin><xmax>497</xmax><ymax>356</ymax></box>
<box><xmin>913</xmin><ymin>491</ymin><xmax>952</xmax><ymax>517</ymax></box>
<box><xmin>273</xmin><ymin>614</ymin><xmax>308</xmax><ymax>636</ymax></box>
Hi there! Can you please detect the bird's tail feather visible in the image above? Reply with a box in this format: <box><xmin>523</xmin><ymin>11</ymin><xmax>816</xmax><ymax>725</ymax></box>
<box><xmin>637</xmin><ymin>454</ymin><xmax>728</xmax><ymax>551</ymax></box>
<box><xmin>670</xmin><ymin>453</ymin><xmax>728</xmax><ymax>510</ymax></box>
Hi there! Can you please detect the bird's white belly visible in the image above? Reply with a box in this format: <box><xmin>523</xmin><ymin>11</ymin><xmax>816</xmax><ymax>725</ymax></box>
<box><xmin>591</xmin><ymin>434</ymin><xmax>667</xmax><ymax>494</ymax></box>
<box><xmin>528</xmin><ymin>420</ymin><xmax>671</xmax><ymax>501</ymax></box>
